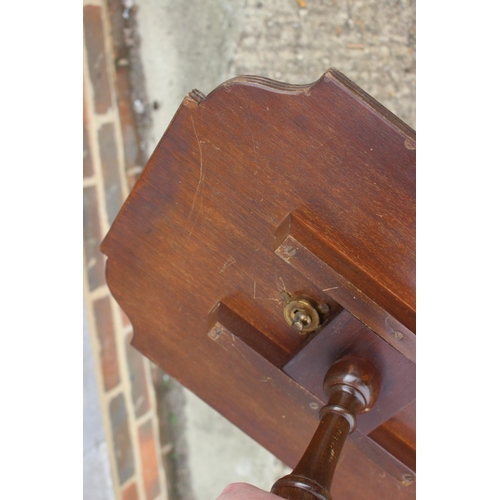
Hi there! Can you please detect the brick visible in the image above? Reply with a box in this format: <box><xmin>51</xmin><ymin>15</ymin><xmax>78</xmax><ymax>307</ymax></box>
<box><xmin>121</xmin><ymin>482</ymin><xmax>139</xmax><ymax>500</ymax></box>
<box><xmin>98</xmin><ymin>123</ymin><xmax>123</xmax><ymax>226</ymax></box>
<box><xmin>109</xmin><ymin>393</ymin><xmax>135</xmax><ymax>485</ymax></box>
<box><xmin>106</xmin><ymin>0</ymin><xmax>141</xmax><ymax>173</ymax></box>
<box><xmin>138</xmin><ymin>419</ymin><xmax>161</xmax><ymax>500</ymax></box>
<box><xmin>93</xmin><ymin>296</ymin><xmax>120</xmax><ymax>391</ymax></box>
<box><xmin>125</xmin><ymin>332</ymin><xmax>151</xmax><ymax>418</ymax></box>
<box><xmin>83</xmin><ymin>94</ymin><xmax>94</xmax><ymax>178</ymax></box>
<box><xmin>84</xmin><ymin>5</ymin><xmax>113</xmax><ymax>114</ymax></box>
<box><xmin>106</xmin><ymin>0</ymin><xmax>129</xmax><ymax>58</ymax></box>
<box><xmin>83</xmin><ymin>186</ymin><xmax>106</xmax><ymax>291</ymax></box>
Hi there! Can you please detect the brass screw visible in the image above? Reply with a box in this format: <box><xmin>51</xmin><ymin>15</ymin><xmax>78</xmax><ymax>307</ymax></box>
<box><xmin>317</xmin><ymin>303</ymin><xmax>330</xmax><ymax>314</ymax></box>
<box><xmin>283</xmin><ymin>297</ymin><xmax>321</xmax><ymax>334</ymax></box>
<box><xmin>291</xmin><ymin>309</ymin><xmax>312</xmax><ymax>332</ymax></box>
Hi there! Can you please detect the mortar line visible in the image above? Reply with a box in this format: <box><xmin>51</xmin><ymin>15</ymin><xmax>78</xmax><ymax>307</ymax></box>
<box><xmin>88</xmin><ymin>284</ymin><xmax>111</xmax><ymax>301</ymax></box>
<box><xmin>83</xmin><ymin>176</ymin><xmax>97</xmax><ymax>188</ymax></box>
<box><xmin>135</xmin><ymin>408</ymin><xmax>155</xmax><ymax>429</ymax></box>
<box><xmin>102</xmin><ymin>382</ymin><xmax>124</xmax><ymax>403</ymax></box>
<box><xmin>120</xmin><ymin>474</ymin><xmax>137</xmax><ymax>492</ymax></box>
<box><xmin>91</xmin><ymin>110</ymin><xmax>117</xmax><ymax>127</ymax></box>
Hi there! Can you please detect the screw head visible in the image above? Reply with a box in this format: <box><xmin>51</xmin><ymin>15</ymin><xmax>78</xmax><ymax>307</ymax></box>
<box><xmin>317</xmin><ymin>303</ymin><xmax>330</xmax><ymax>314</ymax></box>
<box><xmin>291</xmin><ymin>311</ymin><xmax>312</xmax><ymax>332</ymax></box>
<box><xmin>283</xmin><ymin>297</ymin><xmax>321</xmax><ymax>334</ymax></box>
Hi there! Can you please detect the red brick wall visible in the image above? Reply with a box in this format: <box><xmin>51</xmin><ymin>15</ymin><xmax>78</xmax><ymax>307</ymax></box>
<box><xmin>83</xmin><ymin>1</ymin><xmax>167</xmax><ymax>499</ymax></box>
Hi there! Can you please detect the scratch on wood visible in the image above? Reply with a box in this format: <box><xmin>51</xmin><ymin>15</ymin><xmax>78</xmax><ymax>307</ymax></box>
<box><xmin>275</xmin><ymin>273</ymin><xmax>287</xmax><ymax>292</ymax></box>
<box><xmin>322</xmin><ymin>286</ymin><xmax>339</xmax><ymax>291</ymax></box>
<box><xmin>242</xmin><ymin>101</ymin><xmax>259</xmax><ymax>153</ymax></box>
<box><xmin>188</xmin><ymin>116</ymin><xmax>205</xmax><ymax>235</ymax></box>
<box><xmin>220</xmin><ymin>255</ymin><xmax>236</xmax><ymax>273</ymax></box>
<box><xmin>249</xmin><ymin>126</ymin><xmax>258</xmax><ymax>152</ymax></box>
<box><xmin>254</xmin><ymin>238</ymin><xmax>265</xmax><ymax>251</ymax></box>
<box><xmin>230</xmin><ymin>339</ymin><xmax>252</xmax><ymax>366</ymax></box>
<box><xmin>204</xmin><ymin>138</ymin><xmax>221</xmax><ymax>151</ymax></box>
<box><xmin>217</xmin><ymin>341</ymin><xmax>231</xmax><ymax>355</ymax></box>
<box><xmin>312</xmin><ymin>139</ymin><xmax>326</xmax><ymax>154</ymax></box>
<box><xmin>253</xmin><ymin>280</ymin><xmax>279</xmax><ymax>302</ymax></box>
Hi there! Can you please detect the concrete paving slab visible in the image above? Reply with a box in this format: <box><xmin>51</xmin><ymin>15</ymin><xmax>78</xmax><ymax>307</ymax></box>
<box><xmin>184</xmin><ymin>390</ymin><xmax>291</xmax><ymax>500</ymax></box>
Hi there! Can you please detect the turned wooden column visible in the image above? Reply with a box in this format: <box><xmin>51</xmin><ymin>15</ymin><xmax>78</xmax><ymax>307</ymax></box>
<box><xmin>271</xmin><ymin>356</ymin><xmax>380</xmax><ymax>500</ymax></box>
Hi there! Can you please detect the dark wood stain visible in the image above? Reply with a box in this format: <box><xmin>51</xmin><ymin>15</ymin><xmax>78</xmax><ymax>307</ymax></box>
<box><xmin>101</xmin><ymin>69</ymin><xmax>415</xmax><ymax>499</ymax></box>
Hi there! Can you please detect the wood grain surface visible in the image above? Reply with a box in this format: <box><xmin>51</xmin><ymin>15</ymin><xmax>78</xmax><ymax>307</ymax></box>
<box><xmin>102</xmin><ymin>69</ymin><xmax>416</xmax><ymax>498</ymax></box>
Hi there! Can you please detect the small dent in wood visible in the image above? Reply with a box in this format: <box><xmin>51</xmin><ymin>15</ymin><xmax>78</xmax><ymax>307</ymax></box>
<box><xmin>187</xmin><ymin>116</ymin><xmax>205</xmax><ymax>236</ymax></box>
<box><xmin>404</xmin><ymin>139</ymin><xmax>416</xmax><ymax>151</ymax></box>
<box><xmin>392</xmin><ymin>331</ymin><xmax>404</xmax><ymax>341</ymax></box>
<box><xmin>220</xmin><ymin>255</ymin><xmax>236</xmax><ymax>273</ymax></box>
<box><xmin>402</xmin><ymin>473</ymin><xmax>415</xmax><ymax>485</ymax></box>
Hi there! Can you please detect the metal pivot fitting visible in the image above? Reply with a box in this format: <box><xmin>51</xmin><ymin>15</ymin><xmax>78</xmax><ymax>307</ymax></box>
<box><xmin>282</xmin><ymin>295</ymin><xmax>329</xmax><ymax>334</ymax></box>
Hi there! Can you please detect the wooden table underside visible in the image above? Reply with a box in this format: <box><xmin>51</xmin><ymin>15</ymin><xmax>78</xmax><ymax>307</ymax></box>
<box><xmin>102</xmin><ymin>69</ymin><xmax>416</xmax><ymax>499</ymax></box>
